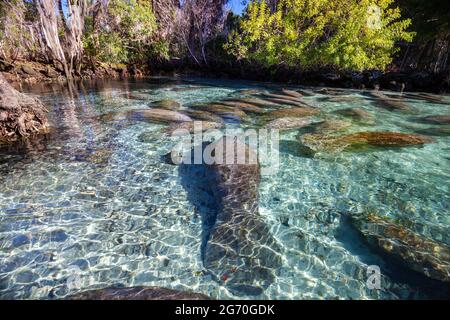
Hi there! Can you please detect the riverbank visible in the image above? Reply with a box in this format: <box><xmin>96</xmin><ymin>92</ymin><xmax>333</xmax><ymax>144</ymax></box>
<box><xmin>163</xmin><ymin>60</ymin><xmax>450</xmax><ymax>94</ymax></box>
<box><xmin>2</xmin><ymin>58</ymin><xmax>450</xmax><ymax>95</ymax></box>
<box><xmin>0</xmin><ymin>59</ymin><xmax>147</xmax><ymax>86</ymax></box>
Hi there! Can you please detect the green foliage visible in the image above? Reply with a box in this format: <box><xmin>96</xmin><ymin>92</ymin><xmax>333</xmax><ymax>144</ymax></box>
<box><xmin>83</xmin><ymin>0</ymin><xmax>167</xmax><ymax>65</ymax></box>
<box><xmin>226</xmin><ymin>0</ymin><xmax>415</xmax><ymax>71</ymax></box>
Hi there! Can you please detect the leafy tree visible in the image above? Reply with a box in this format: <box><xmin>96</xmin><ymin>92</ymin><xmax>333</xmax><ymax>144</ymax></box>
<box><xmin>226</xmin><ymin>0</ymin><xmax>414</xmax><ymax>71</ymax></box>
<box><xmin>83</xmin><ymin>0</ymin><xmax>161</xmax><ymax>65</ymax></box>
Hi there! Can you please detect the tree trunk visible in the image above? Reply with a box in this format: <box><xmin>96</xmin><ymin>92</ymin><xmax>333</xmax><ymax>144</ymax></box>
<box><xmin>0</xmin><ymin>73</ymin><xmax>49</xmax><ymax>143</ymax></box>
<box><xmin>36</xmin><ymin>0</ymin><xmax>71</xmax><ymax>78</ymax></box>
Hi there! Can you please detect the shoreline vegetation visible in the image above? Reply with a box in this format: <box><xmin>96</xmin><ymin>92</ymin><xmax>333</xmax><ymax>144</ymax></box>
<box><xmin>0</xmin><ymin>0</ymin><xmax>448</xmax><ymax>93</ymax></box>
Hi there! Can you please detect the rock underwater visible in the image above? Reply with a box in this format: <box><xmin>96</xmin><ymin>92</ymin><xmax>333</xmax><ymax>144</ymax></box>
<box><xmin>67</xmin><ymin>286</ymin><xmax>210</xmax><ymax>300</ymax></box>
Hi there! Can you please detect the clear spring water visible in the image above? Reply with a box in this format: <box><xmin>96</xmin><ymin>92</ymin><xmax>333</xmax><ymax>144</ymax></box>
<box><xmin>0</xmin><ymin>78</ymin><xmax>449</xmax><ymax>299</ymax></box>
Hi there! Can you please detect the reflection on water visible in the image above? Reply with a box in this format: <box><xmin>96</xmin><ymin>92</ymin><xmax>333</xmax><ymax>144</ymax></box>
<box><xmin>0</xmin><ymin>78</ymin><xmax>449</xmax><ymax>299</ymax></box>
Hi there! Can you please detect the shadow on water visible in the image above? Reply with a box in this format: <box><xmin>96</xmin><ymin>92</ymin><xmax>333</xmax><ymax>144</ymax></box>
<box><xmin>175</xmin><ymin>145</ymin><xmax>219</xmax><ymax>261</ymax></box>
<box><xmin>335</xmin><ymin>215</ymin><xmax>450</xmax><ymax>299</ymax></box>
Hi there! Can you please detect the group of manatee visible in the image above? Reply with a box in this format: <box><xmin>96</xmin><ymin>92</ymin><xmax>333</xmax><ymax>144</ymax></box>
<box><xmin>84</xmin><ymin>84</ymin><xmax>450</xmax><ymax>298</ymax></box>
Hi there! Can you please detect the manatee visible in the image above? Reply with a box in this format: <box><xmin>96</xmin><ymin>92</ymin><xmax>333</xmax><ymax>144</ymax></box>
<box><xmin>238</xmin><ymin>89</ymin><xmax>264</xmax><ymax>95</ymax></box>
<box><xmin>183</xmin><ymin>109</ymin><xmax>224</xmax><ymax>123</ymax></box>
<box><xmin>369</xmin><ymin>92</ymin><xmax>411</xmax><ymax>111</ymax></box>
<box><xmin>281</xmin><ymin>89</ymin><xmax>303</xmax><ymax>98</ymax></box>
<box><xmin>323</xmin><ymin>96</ymin><xmax>362</xmax><ymax>103</ymax></box>
<box><xmin>96</xmin><ymin>111</ymin><xmax>129</xmax><ymax>122</ymax></box>
<box><xmin>312</xmin><ymin>119</ymin><xmax>352</xmax><ymax>133</ymax></box>
<box><xmin>314</xmin><ymin>88</ymin><xmax>346</xmax><ymax>95</ymax></box>
<box><xmin>128</xmin><ymin>109</ymin><xmax>192</xmax><ymax>124</ymax></box>
<box><xmin>171</xmin><ymin>86</ymin><xmax>208</xmax><ymax>92</ymax></box>
<box><xmin>276</xmin><ymin>94</ymin><xmax>315</xmax><ymax>108</ymax></box>
<box><xmin>262</xmin><ymin>92</ymin><xmax>304</xmax><ymax>103</ymax></box>
<box><xmin>265</xmin><ymin>117</ymin><xmax>312</xmax><ymax>131</ymax></box>
<box><xmin>298</xmin><ymin>89</ymin><xmax>315</xmax><ymax>97</ymax></box>
<box><xmin>219</xmin><ymin>100</ymin><xmax>265</xmax><ymax>114</ymax></box>
<box><xmin>121</xmin><ymin>92</ymin><xmax>150</xmax><ymax>101</ymax></box>
<box><xmin>334</xmin><ymin>107</ymin><xmax>374</xmax><ymax>122</ymax></box>
<box><xmin>266</xmin><ymin>107</ymin><xmax>319</xmax><ymax>120</ymax></box>
<box><xmin>300</xmin><ymin>131</ymin><xmax>433</xmax><ymax>153</ymax></box>
<box><xmin>279</xmin><ymin>140</ymin><xmax>315</xmax><ymax>158</ymax></box>
<box><xmin>263</xmin><ymin>96</ymin><xmax>307</xmax><ymax>107</ymax></box>
<box><xmin>237</xmin><ymin>97</ymin><xmax>280</xmax><ymax>107</ymax></box>
<box><xmin>415</xmin><ymin>115</ymin><xmax>450</xmax><ymax>125</ymax></box>
<box><xmin>404</xmin><ymin>93</ymin><xmax>448</xmax><ymax>105</ymax></box>
<box><xmin>67</xmin><ymin>286</ymin><xmax>210</xmax><ymax>300</ymax></box>
<box><xmin>191</xmin><ymin>104</ymin><xmax>247</xmax><ymax>122</ymax></box>
<box><xmin>164</xmin><ymin>121</ymin><xmax>223</xmax><ymax>135</ymax></box>
<box><xmin>351</xmin><ymin>214</ymin><xmax>450</xmax><ymax>282</ymax></box>
<box><xmin>414</xmin><ymin>127</ymin><xmax>450</xmax><ymax>136</ymax></box>
<box><xmin>150</xmin><ymin>99</ymin><xmax>181</xmax><ymax>110</ymax></box>
<box><xmin>202</xmin><ymin>136</ymin><xmax>282</xmax><ymax>295</ymax></box>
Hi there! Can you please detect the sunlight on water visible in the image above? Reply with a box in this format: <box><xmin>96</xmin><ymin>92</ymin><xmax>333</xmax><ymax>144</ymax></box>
<box><xmin>0</xmin><ymin>78</ymin><xmax>449</xmax><ymax>299</ymax></box>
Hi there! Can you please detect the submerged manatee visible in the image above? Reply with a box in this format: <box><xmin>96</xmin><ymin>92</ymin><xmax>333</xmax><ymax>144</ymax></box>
<box><xmin>67</xmin><ymin>286</ymin><xmax>210</xmax><ymax>300</ymax></box>
<box><xmin>300</xmin><ymin>131</ymin><xmax>433</xmax><ymax>153</ymax></box>
<box><xmin>265</xmin><ymin>117</ymin><xmax>312</xmax><ymax>131</ymax></box>
<box><xmin>333</xmin><ymin>107</ymin><xmax>374</xmax><ymax>123</ymax></box>
<box><xmin>128</xmin><ymin>108</ymin><xmax>192</xmax><ymax>124</ymax></box>
<box><xmin>351</xmin><ymin>214</ymin><xmax>450</xmax><ymax>282</ymax></box>
<box><xmin>97</xmin><ymin>109</ymin><xmax>192</xmax><ymax>125</ymax></box>
<box><xmin>183</xmin><ymin>109</ymin><xmax>224</xmax><ymax>123</ymax></box>
<box><xmin>164</xmin><ymin>121</ymin><xmax>223</xmax><ymax>135</ymax></box>
<box><xmin>202</xmin><ymin>136</ymin><xmax>282</xmax><ymax>296</ymax></box>
<box><xmin>191</xmin><ymin>104</ymin><xmax>248</xmax><ymax>123</ymax></box>
<box><xmin>369</xmin><ymin>92</ymin><xmax>411</xmax><ymax>111</ymax></box>
<box><xmin>219</xmin><ymin>100</ymin><xmax>265</xmax><ymax>114</ymax></box>
<box><xmin>149</xmin><ymin>99</ymin><xmax>181</xmax><ymax>110</ymax></box>
<box><xmin>265</xmin><ymin>107</ymin><xmax>319</xmax><ymax>120</ymax></box>
<box><xmin>415</xmin><ymin>115</ymin><xmax>450</xmax><ymax>125</ymax></box>
<box><xmin>312</xmin><ymin>119</ymin><xmax>352</xmax><ymax>133</ymax></box>
<box><xmin>281</xmin><ymin>89</ymin><xmax>303</xmax><ymax>98</ymax></box>
<box><xmin>414</xmin><ymin>127</ymin><xmax>450</xmax><ymax>136</ymax></box>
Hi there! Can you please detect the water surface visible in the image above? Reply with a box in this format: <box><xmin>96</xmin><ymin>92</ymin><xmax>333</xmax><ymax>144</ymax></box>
<box><xmin>0</xmin><ymin>78</ymin><xmax>449</xmax><ymax>299</ymax></box>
